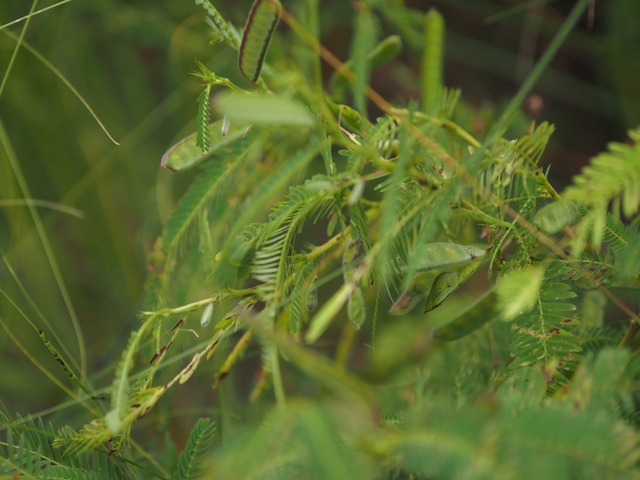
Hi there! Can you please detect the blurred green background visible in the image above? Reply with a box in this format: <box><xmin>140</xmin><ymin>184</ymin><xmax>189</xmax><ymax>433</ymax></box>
<box><xmin>1</xmin><ymin>0</ymin><xmax>639</xmax><ymax>439</ymax></box>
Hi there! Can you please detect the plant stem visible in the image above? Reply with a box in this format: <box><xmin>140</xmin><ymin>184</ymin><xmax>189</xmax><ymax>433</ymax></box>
<box><xmin>620</xmin><ymin>311</ymin><xmax>640</xmax><ymax>348</ymax></box>
<box><xmin>139</xmin><ymin>287</ymin><xmax>256</xmax><ymax>317</ymax></box>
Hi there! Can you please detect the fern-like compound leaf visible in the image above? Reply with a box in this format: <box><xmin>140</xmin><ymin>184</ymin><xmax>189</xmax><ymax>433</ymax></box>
<box><xmin>173</xmin><ymin>418</ymin><xmax>216</xmax><ymax>480</ymax></box>
<box><xmin>196</xmin><ymin>0</ymin><xmax>241</xmax><ymax>49</ymax></box>
<box><xmin>507</xmin><ymin>275</ymin><xmax>581</xmax><ymax>378</ymax></box>
<box><xmin>196</xmin><ymin>87</ymin><xmax>212</xmax><ymax>153</ymax></box>
<box><xmin>161</xmin><ymin>161</ymin><xmax>229</xmax><ymax>260</ymax></box>
<box><xmin>564</xmin><ymin>127</ymin><xmax>640</xmax><ymax>250</ymax></box>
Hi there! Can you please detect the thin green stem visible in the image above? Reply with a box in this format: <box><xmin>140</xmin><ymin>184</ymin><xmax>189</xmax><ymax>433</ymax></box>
<box><xmin>0</xmin><ymin>314</ymin><xmax>99</xmax><ymax>417</ymax></box>
<box><xmin>0</xmin><ymin>0</ymin><xmax>38</xmax><ymax>100</ymax></box>
<box><xmin>139</xmin><ymin>287</ymin><xmax>256</xmax><ymax>317</ymax></box>
<box><xmin>0</xmin><ymin>117</ymin><xmax>88</xmax><ymax>380</ymax></box>
<box><xmin>620</xmin><ymin>309</ymin><xmax>640</xmax><ymax>349</ymax></box>
<box><xmin>0</xmin><ymin>198</ymin><xmax>84</xmax><ymax>218</ymax></box>
<box><xmin>1</xmin><ymin>29</ymin><xmax>119</xmax><ymax>145</ymax></box>
<box><xmin>0</xmin><ymin>0</ymin><xmax>72</xmax><ymax>31</ymax></box>
<box><xmin>0</xmin><ymin>244</ymin><xmax>84</xmax><ymax>380</ymax></box>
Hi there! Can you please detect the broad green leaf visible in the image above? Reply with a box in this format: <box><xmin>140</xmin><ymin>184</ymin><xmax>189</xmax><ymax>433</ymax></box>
<box><xmin>161</xmin><ymin>119</ymin><xmax>244</xmax><ymax>172</ymax></box>
<box><xmin>213</xmin><ymin>92</ymin><xmax>315</xmax><ymax>127</ymax></box>
<box><xmin>535</xmin><ymin>200</ymin><xmax>580</xmax><ymax>235</ymax></box>
<box><xmin>424</xmin><ymin>258</ymin><xmax>482</xmax><ymax>312</ymax></box>
<box><xmin>497</xmin><ymin>267</ymin><xmax>544</xmax><ymax>321</ymax></box>
<box><xmin>431</xmin><ymin>287</ymin><xmax>497</xmax><ymax>341</ymax></box>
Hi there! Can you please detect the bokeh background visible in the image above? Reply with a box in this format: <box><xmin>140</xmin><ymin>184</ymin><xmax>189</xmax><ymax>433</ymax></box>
<box><xmin>1</xmin><ymin>0</ymin><xmax>639</xmax><ymax>442</ymax></box>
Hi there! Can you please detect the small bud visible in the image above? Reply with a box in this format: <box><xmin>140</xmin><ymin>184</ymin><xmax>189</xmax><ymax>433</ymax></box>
<box><xmin>221</xmin><ymin>115</ymin><xmax>230</xmax><ymax>136</ymax></box>
<box><xmin>200</xmin><ymin>302</ymin><xmax>214</xmax><ymax>327</ymax></box>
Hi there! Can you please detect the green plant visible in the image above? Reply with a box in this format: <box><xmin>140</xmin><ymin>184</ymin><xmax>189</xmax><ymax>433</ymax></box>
<box><xmin>2</xmin><ymin>0</ymin><xmax>640</xmax><ymax>479</ymax></box>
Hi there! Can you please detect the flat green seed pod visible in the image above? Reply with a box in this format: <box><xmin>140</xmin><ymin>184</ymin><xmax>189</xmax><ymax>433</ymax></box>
<box><xmin>535</xmin><ymin>200</ymin><xmax>580</xmax><ymax>235</ymax></box>
<box><xmin>238</xmin><ymin>0</ymin><xmax>282</xmax><ymax>83</ymax></box>
<box><xmin>431</xmin><ymin>288</ymin><xmax>497</xmax><ymax>341</ymax></box>
<box><xmin>424</xmin><ymin>258</ymin><xmax>482</xmax><ymax>312</ymax></box>
<box><xmin>305</xmin><ymin>280</ymin><xmax>318</xmax><ymax>312</ymax></box>
<box><xmin>161</xmin><ymin>120</ymin><xmax>243</xmax><ymax>172</ymax></box>
<box><xmin>348</xmin><ymin>286</ymin><xmax>366</xmax><ymax>330</ymax></box>
<box><xmin>405</xmin><ymin>243</ymin><xmax>486</xmax><ymax>273</ymax></box>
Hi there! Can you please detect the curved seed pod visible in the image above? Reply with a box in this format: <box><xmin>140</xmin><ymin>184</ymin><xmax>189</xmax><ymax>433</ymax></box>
<box><xmin>535</xmin><ymin>200</ymin><xmax>580</xmax><ymax>235</ymax></box>
<box><xmin>431</xmin><ymin>288</ymin><xmax>498</xmax><ymax>341</ymax></box>
<box><xmin>343</xmin><ymin>236</ymin><xmax>362</xmax><ymax>282</ymax></box>
<box><xmin>200</xmin><ymin>302</ymin><xmax>214</xmax><ymax>327</ymax></box>
<box><xmin>161</xmin><ymin>119</ymin><xmax>243</xmax><ymax>172</ymax></box>
<box><xmin>424</xmin><ymin>258</ymin><xmax>482</xmax><ymax>312</ymax></box>
<box><xmin>343</xmin><ymin>236</ymin><xmax>366</xmax><ymax>329</ymax></box>
<box><xmin>331</xmin><ymin>35</ymin><xmax>403</xmax><ymax>94</ymax></box>
<box><xmin>348</xmin><ymin>286</ymin><xmax>366</xmax><ymax>330</ymax></box>
<box><xmin>389</xmin><ymin>272</ymin><xmax>435</xmax><ymax>315</ymax></box>
<box><xmin>238</xmin><ymin>0</ymin><xmax>282</xmax><ymax>83</ymax></box>
<box><xmin>305</xmin><ymin>279</ymin><xmax>318</xmax><ymax>312</ymax></box>
<box><xmin>405</xmin><ymin>243</ymin><xmax>486</xmax><ymax>273</ymax></box>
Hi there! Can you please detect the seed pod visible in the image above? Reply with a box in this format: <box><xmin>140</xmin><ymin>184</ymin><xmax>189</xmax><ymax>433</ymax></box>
<box><xmin>535</xmin><ymin>200</ymin><xmax>580</xmax><ymax>235</ymax></box>
<box><xmin>348</xmin><ymin>286</ymin><xmax>366</xmax><ymax>330</ymax></box>
<box><xmin>342</xmin><ymin>236</ymin><xmax>366</xmax><ymax>328</ymax></box>
<box><xmin>305</xmin><ymin>279</ymin><xmax>318</xmax><ymax>312</ymax></box>
<box><xmin>238</xmin><ymin>0</ymin><xmax>282</xmax><ymax>83</ymax></box>
<box><xmin>200</xmin><ymin>302</ymin><xmax>214</xmax><ymax>327</ymax></box>
<box><xmin>343</xmin><ymin>236</ymin><xmax>362</xmax><ymax>282</ymax></box>
<box><xmin>431</xmin><ymin>288</ymin><xmax>497</xmax><ymax>341</ymax></box>
<box><xmin>161</xmin><ymin>119</ymin><xmax>243</xmax><ymax>172</ymax></box>
<box><xmin>424</xmin><ymin>258</ymin><xmax>482</xmax><ymax>312</ymax></box>
<box><xmin>405</xmin><ymin>243</ymin><xmax>486</xmax><ymax>273</ymax></box>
